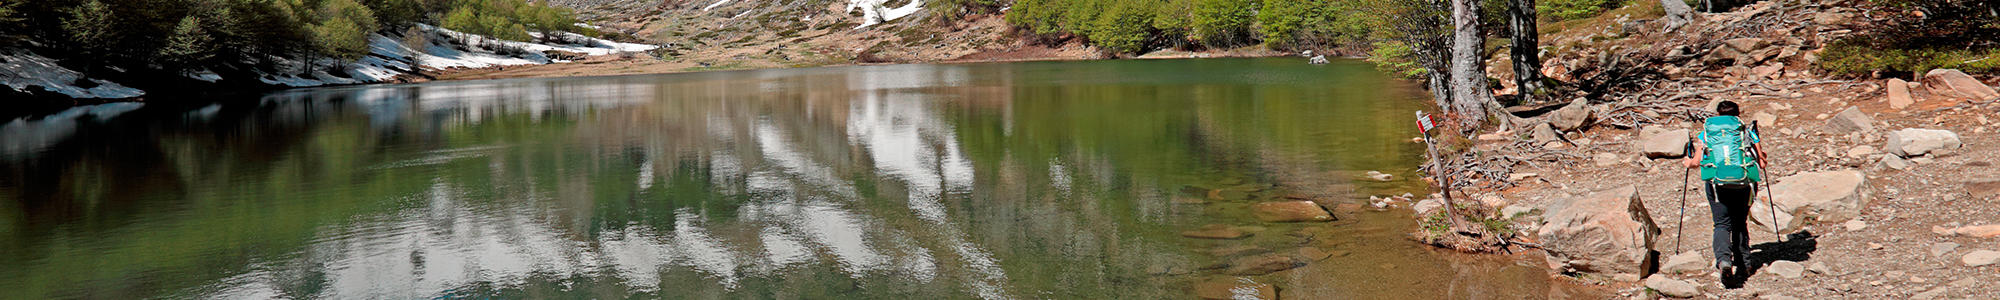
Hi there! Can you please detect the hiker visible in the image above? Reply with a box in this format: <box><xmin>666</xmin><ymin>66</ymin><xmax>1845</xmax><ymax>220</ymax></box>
<box><xmin>1682</xmin><ymin>100</ymin><xmax>1767</xmax><ymax>275</ymax></box>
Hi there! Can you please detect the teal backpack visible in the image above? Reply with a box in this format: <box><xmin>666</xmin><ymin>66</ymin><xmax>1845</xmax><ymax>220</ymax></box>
<box><xmin>1700</xmin><ymin>116</ymin><xmax>1761</xmax><ymax>187</ymax></box>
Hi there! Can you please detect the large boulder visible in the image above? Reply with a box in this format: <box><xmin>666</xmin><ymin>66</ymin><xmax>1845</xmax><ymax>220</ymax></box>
<box><xmin>1821</xmin><ymin>107</ymin><xmax>1875</xmax><ymax>134</ymax></box>
<box><xmin>1640</xmin><ymin>127</ymin><xmax>1691</xmax><ymax>158</ymax></box>
<box><xmin>1885</xmin><ymin>128</ymin><xmax>1963</xmax><ymax>157</ymax></box>
<box><xmin>1537</xmin><ymin>185</ymin><xmax>1660</xmax><ymax>276</ymax></box>
<box><xmin>1549</xmin><ymin>98</ymin><xmax>1595</xmax><ymax>131</ymax></box>
<box><xmin>1922</xmin><ymin>69</ymin><xmax>2000</xmax><ymax>100</ymax></box>
<box><xmin>1888</xmin><ymin>78</ymin><xmax>1915</xmax><ymax>109</ymax></box>
<box><xmin>1768</xmin><ymin>170</ymin><xmax>1872</xmax><ymax>225</ymax></box>
<box><xmin>1249</xmin><ymin>201</ymin><xmax>1334</xmax><ymax>222</ymax></box>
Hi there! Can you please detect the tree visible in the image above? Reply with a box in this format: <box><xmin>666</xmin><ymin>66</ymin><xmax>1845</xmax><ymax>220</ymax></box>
<box><xmin>1446</xmin><ymin>0</ymin><xmax>1514</xmax><ymax>128</ymax></box>
<box><xmin>1191</xmin><ymin>0</ymin><xmax>1257</xmax><ymax>47</ymax></box>
<box><xmin>310</xmin><ymin>0</ymin><xmax>379</xmax><ymax>61</ymax></box>
<box><xmin>1504</xmin><ymin>0</ymin><xmax>1543</xmax><ymax>101</ymax></box>
<box><xmin>1090</xmin><ymin>0</ymin><xmax>1155</xmax><ymax>54</ymax></box>
<box><xmin>63</xmin><ymin>0</ymin><xmax>117</xmax><ymax>76</ymax></box>
<box><xmin>158</xmin><ymin>15</ymin><xmax>216</xmax><ymax>67</ymax></box>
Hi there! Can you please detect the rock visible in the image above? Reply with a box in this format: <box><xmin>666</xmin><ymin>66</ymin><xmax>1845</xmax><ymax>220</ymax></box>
<box><xmin>1297</xmin><ymin>247</ymin><xmax>1332</xmax><ymax>260</ymax></box>
<box><xmin>1226</xmin><ymin>253</ymin><xmax>1305</xmax><ymax>275</ymax></box>
<box><xmin>1765</xmin><ymin>260</ymin><xmax>1805</xmax><ymax>278</ymax></box>
<box><xmin>1645</xmin><ymin>274</ymin><xmax>1701</xmax><ymax>298</ymax></box>
<box><xmin>1768</xmin><ymin>170</ymin><xmax>1871</xmax><ymax>226</ymax></box>
<box><xmin>1843</xmin><ymin>219</ymin><xmax>1867</xmax><ymax>231</ymax></box>
<box><xmin>1813</xmin><ymin>11</ymin><xmax>1853</xmax><ymax>25</ymax></box>
<box><xmin>1365</xmin><ymin>170</ymin><xmax>1394</xmax><ymax>181</ymax></box>
<box><xmin>1550</xmin><ymin>98</ymin><xmax>1595</xmax><ymax>131</ymax></box>
<box><xmin>1411</xmin><ymin>198</ymin><xmax>1444</xmax><ymax>216</ymax></box>
<box><xmin>1968</xmin><ymin>178</ymin><xmax>2000</xmax><ymax>199</ymax></box>
<box><xmin>1661</xmin><ymin>251</ymin><xmax>1707</xmax><ymax>274</ymax></box>
<box><xmin>1478</xmin><ymin>133</ymin><xmax>1506</xmax><ymax>141</ymax></box>
<box><xmin>1967</xmin><ymin>180</ymin><xmax>2000</xmax><ymax>199</ymax></box>
<box><xmin>1760</xmin><ymin>295</ymin><xmax>1799</xmax><ymax>300</ymax></box>
<box><xmin>1538</xmin><ymin>186</ymin><xmax>1659</xmax><ymax>275</ymax></box>
<box><xmin>1888</xmin><ymin>78</ymin><xmax>1916</xmax><ymax>109</ymax></box>
<box><xmin>1183</xmin><ymin>224</ymin><xmax>1251</xmax><ymax>239</ymax></box>
<box><xmin>1191</xmin><ymin>277</ymin><xmax>1276</xmax><ymax>300</ymax></box>
<box><xmin>1722</xmin><ymin>38</ymin><xmax>1770</xmax><ymax>54</ymax></box>
<box><xmin>1885</xmin><ymin>128</ymin><xmax>1963</xmax><ymax>157</ymax></box>
<box><xmin>1751</xmin><ymin>112</ymin><xmax>1778</xmax><ymax>127</ymax></box>
<box><xmin>1209</xmin><ymin>245</ymin><xmax>1272</xmax><ymax>257</ymax></box>
<box><xmin>1962</xmin><ymin>250</ymin><xmax>2000</xmax><ymax>266</ymax></box>
<box><xmin>1911</xmin><ymin>287</ymin><xmax>1949</xmax><ymax>300</ymax></box>
<box><xmin>1752</xmin><ymin>63</ymin><xmax>1784</xmax><ymax>79</ymax></box>
<box><xmin>1822</xmin><ymin>107</ymin><xmax>1875</xmax><ymax>136</ymax></box>
<box><xmin>1922</xmin><ymin>69</ymin><xmax>2000</xmax><ymax>100</ymax></box>
<box><xmin>1501</xmin><ymin>205</ymin><xmax>1535</xmax><ymax>219</ymax></box>
<box><xmin>1249</xmin><ymin>201</ymin><xmax>1334</xmax><ymax>222</ymax></box>
<box><xmin>1640</xmin><ymin>127</ymin><xmax>1691</xmax><ymax>158</ymax></box>
<box><xmin>1807</xmin><ymin>262</ymin><xmax>1829</xmax><ymax>274</ymax></box>
<box><xmin>1954</xmin><ymin>224</ymin><xmax>2000</xmax><ymax>238</ymax></box>
<box><xmin>1594</xmin><ymin>152</ymin><xmax>1622</xmax><ymax>167</ymax></box>
<box><xmin>1932</xmin><ymin>242</ymin><xmax>1960</xmax><ymax>257</ymax></box>
<box><xmin>1531</xmin><ymin>123</ymin><xmax>1561</xmax><ymax>143</ymax></box>
<box><xmin>1845</xmin><ymin>145</ymin><xmax>1876</xmax><ymax>158</ymax></box>
<box><xmin>1477</xmin><ymin>193</ymin><xmax>1508</xmax><ymax>207</ymax></box>
<box><xmin>1881</xmin><ymin>155</ymin><xmax>1910</xmax><ymax>170</ymax></box>
<box><xmin>1209</xmin><ymin>189</ymin><xmax>1251</xmax><ymax>201</ymax></box>
<box><xmin>1508</xmin><ymin>173</ymin><xmax>1539</xmax><ymax>181</ymax></box>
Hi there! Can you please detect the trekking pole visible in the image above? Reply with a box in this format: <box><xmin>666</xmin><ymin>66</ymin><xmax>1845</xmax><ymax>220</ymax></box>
<box><xmin>1751</xmin><ymin>120</ymin><xmax>1783</xmax><ymax>239</ymax></box>
<box><xmin>1674</xmin><ymin>140</ymin><xmax>1694</xmax><ymax>254</ymax></box>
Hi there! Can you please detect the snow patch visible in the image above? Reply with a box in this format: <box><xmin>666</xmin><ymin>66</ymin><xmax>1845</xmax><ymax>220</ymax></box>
<box><xmin>848</xmin><ymin>0</ymin><xmax>924</xmax><ymax>28</ymax></box>
<box><xmin>703</xmin><ymin>0</ymin><xmax>732</xmax><ymax>11</ymax></box>
<box><xmin>0</xmin><ymin>49</ymin><xmax>146</xmax><ymax>99</ymax></box>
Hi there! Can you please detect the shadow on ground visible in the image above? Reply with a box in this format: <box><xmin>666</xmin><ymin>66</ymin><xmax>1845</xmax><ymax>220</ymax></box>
<box><xmin>1723</xmin><ymin>230</ymin><xmax>1818</xmax><ymax>288</ymax></box>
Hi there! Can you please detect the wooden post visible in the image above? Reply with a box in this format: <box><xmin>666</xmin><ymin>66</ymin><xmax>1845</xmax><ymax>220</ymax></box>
<box><xmin>1415</xmin><ymin>111</ymin><xmax>1467</xmax><ymax>232</ymax></box>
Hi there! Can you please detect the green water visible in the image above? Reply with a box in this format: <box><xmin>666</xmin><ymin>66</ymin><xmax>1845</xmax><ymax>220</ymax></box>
<box><xmin>0</xmin><ymin>58</ymin><xmax>1588</xmax><ymax>299</ymax></box>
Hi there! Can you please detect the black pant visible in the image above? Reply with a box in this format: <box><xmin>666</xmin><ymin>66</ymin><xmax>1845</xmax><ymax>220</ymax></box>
<box><xmin>1706</xmin><ymin>182</ymin><xmax>1753</xmax><ymax>268</ymax></box>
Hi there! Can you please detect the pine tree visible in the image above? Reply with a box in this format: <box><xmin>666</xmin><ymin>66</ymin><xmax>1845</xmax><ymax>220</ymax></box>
<box><xmin>63</xmin><ymin>0</ymin><xmax>117</xmax><ymax>76</ymax></box>
<box><xmin>159</xmin><ymin>16</ymin><xmax>216</xmax><ymax>67</ymax></box>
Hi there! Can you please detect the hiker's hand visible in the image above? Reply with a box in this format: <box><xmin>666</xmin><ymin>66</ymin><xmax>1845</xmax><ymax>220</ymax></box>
<box><xmin>1683</xmin><ymin>157</ymin><xmax>1698</xmax><ymax>168</ymax></box>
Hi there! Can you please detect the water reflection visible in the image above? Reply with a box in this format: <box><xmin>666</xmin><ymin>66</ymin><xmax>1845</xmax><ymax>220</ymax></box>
<box><xmin>0</xmin><ymin>58</ymin><xmax>1581</xmax><ymax>300</ymax></box>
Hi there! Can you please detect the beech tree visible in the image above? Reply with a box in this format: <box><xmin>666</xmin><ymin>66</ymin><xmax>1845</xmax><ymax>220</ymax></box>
<box><xmin>1505</xmin><ymin>0</ymin><xmax>1543</xmax><ymax>102</ymax></box>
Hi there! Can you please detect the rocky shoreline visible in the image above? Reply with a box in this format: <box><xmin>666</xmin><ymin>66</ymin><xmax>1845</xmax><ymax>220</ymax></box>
<box><xmin>1381</xmin><ymin>1</ymin><xmax>2000</xmax><ymax>299</ymax></box>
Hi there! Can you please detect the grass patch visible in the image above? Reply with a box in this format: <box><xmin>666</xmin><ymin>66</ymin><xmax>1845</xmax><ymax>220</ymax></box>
<box><xmin>1539</xmin><ymin>0</ymin><xmax>1665</xmax><ymax>37</ymax></box>
<box><xmin>1819</xmin><ymin>43</ymin><xmax>2000</xmax><ymax>75</ymax></box>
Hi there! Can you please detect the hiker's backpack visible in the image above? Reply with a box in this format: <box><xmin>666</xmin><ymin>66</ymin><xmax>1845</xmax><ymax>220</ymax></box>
<box><xmin>1700</xmin><ymin>116</ymin><xmax>1761</xmax><ymax>186</ymax></box>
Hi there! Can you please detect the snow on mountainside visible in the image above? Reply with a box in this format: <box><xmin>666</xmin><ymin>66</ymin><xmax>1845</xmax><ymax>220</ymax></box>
<box><xmin>3</xmin><ymin>24</ymin><xmax>657</xmax><ymax>96</ymax></box>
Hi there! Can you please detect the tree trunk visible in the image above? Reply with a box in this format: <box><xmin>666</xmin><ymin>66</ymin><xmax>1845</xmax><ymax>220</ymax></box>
<box><xmin>1506</xmin><ymin>0</ymin><xmax>1544</xmax><ymax>103</ymax></box>
<box><xmin>1447</xmin><ymin>0</ymin><xmax>1497</xmax><ymax>128</ymax></box>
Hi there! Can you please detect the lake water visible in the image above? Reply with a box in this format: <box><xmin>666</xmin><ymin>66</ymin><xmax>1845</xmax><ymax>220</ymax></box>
<box><xmin>0</xmin><ymin>58</ymin><xmax>1597</xmax><ymax>299</ymax></box>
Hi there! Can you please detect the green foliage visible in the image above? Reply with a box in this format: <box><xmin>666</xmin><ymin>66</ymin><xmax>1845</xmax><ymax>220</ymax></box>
<box><xmin>158</xmin><ymin>16</ymin><xmax>216</xmax><ymax>66</ymax></box>
<box><xmin>1089</xmin><ymin>1</ymin><xmax>1155</xmax><ymax>53</ymax></box>
<box><xmin>1367</xmin><ymin>41</ymin><xmax>1425</xmax><ymax>78</ymax></box>
<box><xmin>63</xmin><ymin>0</ymin><xmax>117</xmax><ymax>55</ymax></box>
<box><xmin>1190</xmin><ymin>0</ymin><xmax>1256</xmax><ymax>47</ymax></box>
<box><xmin>439</xmin><ymin>0</ymin><xmax>579</xmax><ymax>42</ymax></box>
<box><xmin>1816</xmin><ymin>0</ymin><xmax>2000</xmax><ymax>75</ymax></box>
<box><xmin>312</xmin><ymin>0</ymin><xmax>381</xmax><ymax>61</ymax></box>
<box><xmin>1819</xmin><ymin>41</ymin><xmax>2000</xmax><ymax>75</ymax></box>
<box><xmin>1537</xmin><ymin>0</ymin><xmax>1623</xmax><ymax>21</ymax></box>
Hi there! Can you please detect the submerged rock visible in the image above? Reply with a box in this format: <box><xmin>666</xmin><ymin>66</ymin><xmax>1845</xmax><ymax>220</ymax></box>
<box><xmin>1191</xmin><ymin>276</ymin><xmax>1276</xmax><ymax>300</ymax></box>
<box><xmin>1224</xmin><ymin>253</ymin><xmax>1306</xmax><ymax>275</ymax></box>
<box><xmin>1183</xmin><ymin>224</ymin><xmax>1252</xmax><ymax>239</ymax></box>
<box><xmin>1249</xmin><ymin>201</ymin><xmax>1334</xmax><ymax>222</ymax></box>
